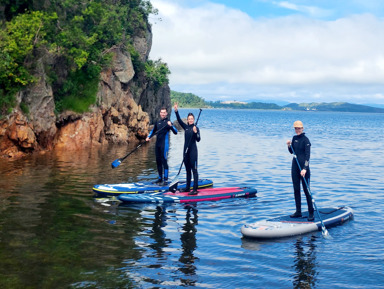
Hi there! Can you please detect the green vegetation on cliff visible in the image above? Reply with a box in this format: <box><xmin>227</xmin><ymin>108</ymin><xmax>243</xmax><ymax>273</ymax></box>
<box><xmin>1</xmin><ymin>10</ymin><xmax>57</xmax><ymax>115</ymax></box>
<box><xmin>0</xmin><ymin>0</ymin><xmax>170</xmax><ymax>117</ymax></box>
<box><xmin>145</xmin><ymin>59</ymin><xmax>171</xmax><ymax>91</ymax></box>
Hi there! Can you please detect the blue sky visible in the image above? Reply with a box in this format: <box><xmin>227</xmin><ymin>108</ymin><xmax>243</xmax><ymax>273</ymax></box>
<box><xmin>208</xmin><ymin>0</ymin><xmax>384</xmax><ymax>19</ymax></box>
<box><xmin>149</xmin><ymin>0</ymin><xmax>384</xmax><ymax>105</ymax></box>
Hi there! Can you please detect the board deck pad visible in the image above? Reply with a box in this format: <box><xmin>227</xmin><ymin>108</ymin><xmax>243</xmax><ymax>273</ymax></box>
<box><xmin>93</xmin><ymin>179</ymin><xmax>213</xmax><ymax>196</ymax></box>
<box><xmin>241</xmin><ymin>207</ymin><xmax>353</xmax><ymax>239</ymax></box>
<box><xmin>117</xmin><ymin>187</ymin><xmax>257</xmax><ymax>204</ymax></box>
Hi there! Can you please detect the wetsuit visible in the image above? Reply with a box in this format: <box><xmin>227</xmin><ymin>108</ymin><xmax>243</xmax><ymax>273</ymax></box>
<box><xmin>288</xmin><ymin>133</ymin><xmax>314</xmax><ymax>214</ymax></box>
<box><xmin>148</xmin><ymin>117</ymin><xmax>177</xmax><ymax>182</ymax></box>
<box><xmin>175</xmin><ymin>111</ymin><xmax>201</xmax><ymax>191</ymax></box>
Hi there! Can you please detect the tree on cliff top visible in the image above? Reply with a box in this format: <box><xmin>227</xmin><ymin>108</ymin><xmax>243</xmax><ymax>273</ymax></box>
<box><xmin>0</xmin><ymin>0</ymin><xmax>170</xmax><ymax>117</ymax></box>
<box><xmin>170</xmin><ymin>91</ymin><xmax>207</xmax><ymax>108</ymax></box>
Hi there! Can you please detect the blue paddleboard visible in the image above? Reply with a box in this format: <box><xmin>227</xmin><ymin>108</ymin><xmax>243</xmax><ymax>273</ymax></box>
<box><xmin>93</xmin><ymin>179</ymin><xmax>213</xmax><ymax>196</ymax></box>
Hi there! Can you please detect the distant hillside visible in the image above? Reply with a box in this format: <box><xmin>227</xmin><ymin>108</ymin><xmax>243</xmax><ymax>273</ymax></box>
<box><xmin>170</xmin><ymin>90</ymin><xmax>384</xmax><ymax>113</ymax></box>
<box><xmin>170</xmin><ymin>91</ymin><xmax>280</xmax><ymax>109</ymax></box>
<box><xmin>285</xmin><ymin>102</ymin><xmax>384</xmax><ymax>113</ymax></box>
<box><xmin>170</xmin><ymin>91</ymin><xmax>206</xmax><ymax>107</ymax></box>
<box><xmin>206</xmin><ymin>100</ymin><xmax>281</xmax><ymax>110</ymax></box>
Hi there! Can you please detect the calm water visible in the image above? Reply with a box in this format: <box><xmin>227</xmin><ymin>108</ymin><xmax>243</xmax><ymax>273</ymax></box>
<box><xmin>0</xmin><ymin>109</ymin><xmax>383</xmax><ymax>288</ymax></box>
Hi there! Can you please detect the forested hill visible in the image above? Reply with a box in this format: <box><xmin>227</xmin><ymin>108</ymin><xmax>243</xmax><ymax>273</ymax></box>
<box><xmin>171</xmin><ymin>91</ymin><xmax>384</xmax><ymax>113</ymax></box>
<box><xmin>0</xmin><ymin>0</ymin><xmax>169</xmax><ymax>116</ymax></box>
<box><xmin>0</xmin><ymin>0</ymin><xmax>172</xmax><ymax>158</ymax></box>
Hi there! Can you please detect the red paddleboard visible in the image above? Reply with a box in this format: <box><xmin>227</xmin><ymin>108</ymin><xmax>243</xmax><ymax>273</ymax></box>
<box><xmin>117</xmin><ymin>187</ymin><xmax>257</xmax><ymax>204</ymax></box>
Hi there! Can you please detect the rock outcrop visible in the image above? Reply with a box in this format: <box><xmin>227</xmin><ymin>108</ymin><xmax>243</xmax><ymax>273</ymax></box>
<box><xmin>0</xmin><ymin>26</ymin><xmax>170</xmax><ymax>158</ymax></box>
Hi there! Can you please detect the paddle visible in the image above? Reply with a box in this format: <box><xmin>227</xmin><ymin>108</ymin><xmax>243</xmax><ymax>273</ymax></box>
<box><xmin>169</xmin><ymin>109</ymin><xmax>202</xmax><ymax>192</ymax></box>
<box><xmin>111</xmin><ymin>121</ymin><xmax>169</xmax><ymax>169</ymax></box>
<box><xmin>290</xmin><ymin>145</ymin><xmax>332</xmax><ymax>239</ymax></box>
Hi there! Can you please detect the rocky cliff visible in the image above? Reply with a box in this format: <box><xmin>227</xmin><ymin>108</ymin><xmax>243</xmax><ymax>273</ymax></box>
<box><xmin>0</xmin><ymin>26</ymin><xmax>171</xmax><ymax>158</ymax></box>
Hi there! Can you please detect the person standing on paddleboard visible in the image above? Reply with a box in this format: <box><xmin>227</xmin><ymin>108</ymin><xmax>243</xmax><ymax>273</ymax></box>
<box><xmin>174</xmin><ymin>103</ymin><xmax>201</xmax><ymax>195</ymax></box>
<box><xmin>146</xmin><ymin>107</ymin><xmax>178</xmax><ymax>184</ymax></box>
<box><xmin>286</xmin><ymin>120</ymin><xmax>315</xmax><ymax>221</ymax></box>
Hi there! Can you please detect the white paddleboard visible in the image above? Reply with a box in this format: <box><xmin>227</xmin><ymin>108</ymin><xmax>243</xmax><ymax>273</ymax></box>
<box><xmin>241</xmin><ymin>207</ymin><xmax>353</xmax><ymax>239</ymax></box>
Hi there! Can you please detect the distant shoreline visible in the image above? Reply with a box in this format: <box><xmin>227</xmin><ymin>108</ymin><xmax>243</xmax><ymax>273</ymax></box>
<box><xmin>171</xmin><ymin>91</ymin><xmax>384</xmax><ymax>113</ymax></box>
<box><xmin>176</xmin><ymin>104</ymin><xmax>384</xmax><ymax>114</ymax></box>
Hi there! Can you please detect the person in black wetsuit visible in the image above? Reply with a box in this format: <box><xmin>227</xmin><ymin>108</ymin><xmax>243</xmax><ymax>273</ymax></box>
<box><xmin>286</xmin><ymin>120</ymin><xmax>314</xmax><ymax>221</ymax></box>
<box><xmin>146</xmin><ymin>107</ymin><xmax>178</xmax><ymax>184</ymax></box>
<box><xmin>174</xmin><ymin>103</ymin><xmax>201</xmax><ymax>195</ymax></box>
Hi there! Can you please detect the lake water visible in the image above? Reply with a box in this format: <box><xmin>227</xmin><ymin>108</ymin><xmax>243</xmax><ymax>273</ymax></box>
<box><xmin>0</xmin><ymin>108</ymin><xmax>383</xmax><ymax>288</ymax></box>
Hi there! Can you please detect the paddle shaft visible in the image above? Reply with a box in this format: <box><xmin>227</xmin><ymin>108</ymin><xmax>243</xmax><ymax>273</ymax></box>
<box><xmin>119</xmin><ymin>143</ymin><xmax>144</xmax><ymax>162</ymax></box>
<box><xmin>115</xmin><ymin>120</ymin><xmax>171</xmax><ymax>164</ymax></box>
<box><xmin>290</xmin><ymin>145</ymin><xmax>330</xmax><ymax>237</ymax></box>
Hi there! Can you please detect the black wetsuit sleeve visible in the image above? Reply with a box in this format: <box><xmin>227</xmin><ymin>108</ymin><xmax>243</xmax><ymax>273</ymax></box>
<box><xmin>288</xmin><ymin>139</ymin><xmax>293</xmax><ymax>154</ymax></box>
<box><xmin>288</xmin><ymin>135</ymin><xmax>310</xmax><ymax>170</ymax></box>
<box><xmin>175</xmin><ymin>111</ymin><xmax>187</xmax><ymax>130</ymax></box>
<box><xmin>148</xmin><ymin>123</ymin><xmax>158</xmax><ymax>138</ymax></box>
<box><xmin>303</xmin><ymin>137</ymin><xmax>311</xmax><ymax>170</ymax></box>
<box><xmin>195</xmin><ymin>127</ymin><xmax>201</xmax><ymax>142</ymax></box>
<box><xmin>170</xmin><ymin>123</ymin><xmax>178</xmax><ymax>134</ymax></box>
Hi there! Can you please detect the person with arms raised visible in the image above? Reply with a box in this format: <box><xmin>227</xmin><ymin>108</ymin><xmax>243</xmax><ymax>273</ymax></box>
<box><xmin>173</xmin><ymin>103</ymin><xmax>201</xmax><ymax>195</ymax></box>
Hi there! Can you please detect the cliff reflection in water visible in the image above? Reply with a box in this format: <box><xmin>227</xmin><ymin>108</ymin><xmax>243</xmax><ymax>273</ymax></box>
<box><xmin>0</xmin><ymin>143</ymin><xmax>159</xmax><ymax>288</ymax></box>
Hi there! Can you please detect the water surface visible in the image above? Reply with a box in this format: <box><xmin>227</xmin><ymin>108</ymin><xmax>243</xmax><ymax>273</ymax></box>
<box><xmin>0</xmin><ymin>109</ymin><xmax>383</xmax><ymax>288</ymax></box>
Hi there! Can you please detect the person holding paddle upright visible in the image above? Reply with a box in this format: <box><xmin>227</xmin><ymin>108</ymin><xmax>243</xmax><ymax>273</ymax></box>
<box><xmin>174</xmin><ymin>103</ymin><xmax>201</xmax><ymax>195</ymax></box>
<box><xmin>286</xmin><ymin>120</ymin><xmax>315</xmax><ymax>221</ymax></box>
<box><xmin>146</xmin><ymin>107</ymin><xmax>178</xmax><ymax>184</ymax></box>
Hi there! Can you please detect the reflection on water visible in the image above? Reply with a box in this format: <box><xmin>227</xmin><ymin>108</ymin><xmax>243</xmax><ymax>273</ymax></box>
<box><xmin>150</xmin><ymin>205</ymin><xmax>170</xmax><ymax>253</ymax></box>
<box><xmin>179</xmin><ymin>206</ymin><xmax>198</xmax><ymax>283</ymax></box>
<box><xmin>241</xmin><ymin>234</ymin><xmax>319</xmax><ymax>288</ymax></box>
<box><xmin>117</xmin><ymin>204</ymin><xmax>200</xmax><ymax>288</ymax></box>
<box><xmin>1</xmin><ymin>109</ymin><xmax>384</xmax><ymax>288</ymax></box>
<box><xmin>292</xmin><ymin>236</ymin><xmax>318</xmax><ymax>289</ymax></box>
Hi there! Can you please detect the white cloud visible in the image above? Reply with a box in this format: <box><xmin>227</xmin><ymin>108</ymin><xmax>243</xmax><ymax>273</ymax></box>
<box><xmin>149</xmin><ymin>0</ymin><xmax>384</xmax><ymax>104</ymax></box>
<box><xmin>274</xmin><ymin>1</ymin><xmax>333</xmax><ymax>18</ymax></box>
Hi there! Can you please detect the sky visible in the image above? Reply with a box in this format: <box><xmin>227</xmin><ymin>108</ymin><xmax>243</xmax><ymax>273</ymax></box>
<box><xmin>148</xmin><ymin>0</ymin><xmax>384</xmax><ymax>105</ymax></box>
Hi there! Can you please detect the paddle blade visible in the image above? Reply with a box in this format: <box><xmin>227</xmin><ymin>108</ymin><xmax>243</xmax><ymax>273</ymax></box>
<box><xmin>168</xmin><ymin>177</ymin><xmax>179</xmax><ymax>193</ymax></box>
<box><xmin>111</xmin><ymin>159</ymin><xmax>121</xmax><ymax>169</ymax></box>
<box><xmin>322</xmin><ymin>228</ymin><xmax>332</xmax><ymax>239</ymax></box>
